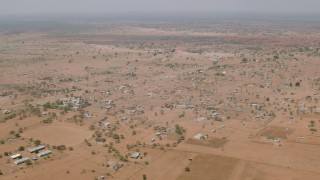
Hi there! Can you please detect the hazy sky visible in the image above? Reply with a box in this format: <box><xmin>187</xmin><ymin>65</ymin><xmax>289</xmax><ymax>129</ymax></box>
<box><xmin>0</xmin><ymin>0</ymin><xmax>320</xmax><ymax>15</ymax></box>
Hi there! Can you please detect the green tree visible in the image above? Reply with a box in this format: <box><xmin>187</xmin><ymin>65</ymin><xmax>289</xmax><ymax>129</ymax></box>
<box><xmin>18</xmin><ymin>146</ymin><xmax>25</xmax><ymax>151</ymax></box>
<box><xmin>34</xmin><ymin>139</ymin><xmax>41</xmax><ymax>146</ymax></box>
<box><xmin>26</xmin><ymin>159</ymin><xmax>32</xmax><ymax>165</ymax></box>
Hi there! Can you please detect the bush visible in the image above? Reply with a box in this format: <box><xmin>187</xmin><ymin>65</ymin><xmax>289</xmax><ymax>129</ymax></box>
<box><xmin>143</xmin><ymin>174</ymin><xmax>147</xmax><ymax>180</ymax></box>
<box><xmin>18</xmin><ymin>146</ymin><xmax>25</xmax><ymax>151</ymax></box>
<box><xmin>26</xmin><ymin>160</ymin><xmax>32</xmax><ymax>165</ymax></box>
<box><xmin>34</xmin><ymin>139</ymin><xmax>41</xmax><ymax>146</ymax></box>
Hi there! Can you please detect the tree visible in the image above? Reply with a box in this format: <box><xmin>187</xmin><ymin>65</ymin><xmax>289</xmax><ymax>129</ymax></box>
<box><xmin>142</xmin><ymin>174</ymin><xmax>147</xmax><ymax>180</ymax></box>
<box><xmin>185</xmin><ymin>167</ymin><xmax>190</xmax><ymax>172</ymax></box>
<box><xmin>295</xmin><ymin>82</ymin><xmax>301</xmax><ymax>87</ymax></box>
<box><xmin>34</xmin><ymin>139</ymin><xmax>41</xmax><ymax>146</ymax></box>
<box><xmin>241</xmin><ymin>58</ymin><xmax>248</xmax><ymax>63</ymax></box>
<box><xmin>18</xmin><ymin>146</ymin><xmax>25</xmax><ymax>151</ymax></box>
<box><xmin>175</xmin><ymin>124</ymin><xmax>184</xmax><ymax>135</ymax></box>
<box><xmin>26</xmin><ymin>159</ymin><xmax>32</xmax><ymax>165</ymax></box>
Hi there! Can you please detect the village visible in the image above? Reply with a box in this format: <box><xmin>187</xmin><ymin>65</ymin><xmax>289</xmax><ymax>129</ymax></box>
<box><xmin>0</xmin><ymin>17</ymin><xmax>320</xmax><ymax>180</ymax></box>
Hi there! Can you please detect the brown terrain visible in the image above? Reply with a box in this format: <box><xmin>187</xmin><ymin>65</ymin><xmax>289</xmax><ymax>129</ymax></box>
<box><xmin>0</xmin><ymin>16</ymin><xmax>320</xmax><ymax>180</ymax></box>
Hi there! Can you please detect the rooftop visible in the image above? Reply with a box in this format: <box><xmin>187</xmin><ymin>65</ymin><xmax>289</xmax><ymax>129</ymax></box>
<box><xmin>37</xmin><ymin>150</ymin><xmax>52</xmax><ymax>157</ymax></box>
<box><xmin>28</xmin><ymin>145</ymin><xmax>46</xmax><ymax>153</ymax></box>
<box><xmin>14</xmin><ymin>157</ymin><xmax>30</xmax><ymax>165</ymax></box>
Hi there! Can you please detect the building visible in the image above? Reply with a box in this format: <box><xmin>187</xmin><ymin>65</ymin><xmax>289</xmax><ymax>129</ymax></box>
<box><xmin>155</xmin><ymin>132</ymin><xmax>161</xmax><ymax>136</ymax></box>
<box><xmin>2</xmin><ymin>109</ymin><xmax>11</xmax><ymax>114</ymax></box>
<box><xmin>14</xmin><ymin>157</ymin><xmax>30</xmax><ymax>165</ymax></box>
<box><xmin>28</xmin><ymin>145</ymin><xmax>45</xmax><ymax>153</ymax></box>
<box><xmin>130</xmin><ymin>152</ymin><xmax>140</xmax><ymax>159</ymax></box>
<box><xmin>10</xmin><ymin>154</ymin><xmax>22</xmax><ymax>159</ymax></box>
<box><xmin>37</xmin><ymin>150</ymin><xmax>52</xmax><ymax>157</ymax></box>
<box><xmin>95</xmin><ymin>137</ymin><xmax>106</xmax><ymax>143</ymax></box>
<box><xmin>84</xmin><ymin>113</ymin><xmax>92</xmax><ymax>119</ymax></box>
<box><xmin>113</xmin><ymin>163</ymin><xmax>124</xmax><ymax>171</ymax></box>
<box><xmin>195</xmin><ymin>117</ymin><xmax>207</xmax><ymax>122</ymax></box>
<box><xmin>99</xmin><ymin>121</ymin><xmax>110</xmax><ymax>128</ymax></box>
<box><xmin>194</xmin><ymin>133</ymin><xmax>205</xmax><ymax>139</ymax></box>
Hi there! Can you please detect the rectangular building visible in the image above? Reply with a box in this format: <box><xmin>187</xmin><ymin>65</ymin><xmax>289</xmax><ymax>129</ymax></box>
<box><xmin>130</xmin><ymin>152</ymin><xmax>140</xmax><ymax>159</ymax></box>
<box><xmin>28</xmin><ymin>145</ymin><xmax>45</xmax><ymax>153</ymax></box>
<box><xmin>37</xmin><ymin>150</ymin><xmax>52</xmax><ymax>157</ymax></box>
<box><xmin>14</xmin><ymin>157</ymin><xmax>30</xmax><ymax>165</ymax></box>
<box><xmin>10</xmin><ymin>154</ymin><xmax>22</xmax><ymax>159</ymax></box>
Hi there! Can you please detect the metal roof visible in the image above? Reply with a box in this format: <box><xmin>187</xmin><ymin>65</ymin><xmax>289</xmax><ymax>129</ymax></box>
<box><xmin>10</xmin><ymin>154</ymin><xmax>22</xmax><ymax>159</ymax></box>
<box><xmin>37</xmin><ymin>150</ymin><xmax>52</xmax><ymax>157</ymax></box>
<box><xmin>28</xmin><ymin>145</ymin><xmax>45</xmax><ymax>153</ymax></box>
<box><xmin>130</xmin><ymin>152</ymin><xmax>140</xmax><ymax>158</ymax></box>
<box><xmin>14</xmin><ymin>157</ymin><xmax>30</xmax><ymax>165</ymax></box>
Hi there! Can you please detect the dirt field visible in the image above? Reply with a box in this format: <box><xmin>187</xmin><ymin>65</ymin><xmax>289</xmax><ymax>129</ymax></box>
<box><xmin>177</xmin><ymin>154</ymin><xmax>239</xmax><ymax>180</ymax></box>
<box><xmin>185</xmin><ymin>137</ymin><xmax>228</xmax><ymax>148</ymax></box>
<box><xmin>259</xmin><ymin>126</ymin><xmax>293</xmax><ymax>139</ymax></box>
<box><xmin>23</xmin><ymin>122</ymin><xmax>92</xmax><ymax>146</ymax></box>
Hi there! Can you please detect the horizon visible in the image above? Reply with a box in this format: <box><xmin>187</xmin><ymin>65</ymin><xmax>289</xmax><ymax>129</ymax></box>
<box><xmin>1</xmin><ymin>11</ymin><xmax>320</xmax><ymax>21</ymax></box>
<box><xmin>1</xmin><ymin>0</ymin><xmax>320</xmax><ymax>16</ymax></box>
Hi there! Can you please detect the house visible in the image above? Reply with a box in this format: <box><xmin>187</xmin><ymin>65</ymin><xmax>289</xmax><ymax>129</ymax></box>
<box><xmin>95</xmin><ymin>137</ymin><xmax>106</xmax><ymax>143</ymax></box>
<box><xmin>195</xmin><ymin>117</ymin><xmax>207</xmax><ymax>122</ymax></box>
<box><xmin>84</xmin><ymin>113</ymin><xmax>92</xmax><ymax>119</ymax></box>
<box><xmin>37</xmin><ymin>150</ymin><xmax>52</xmax><ymax>157</ymax></box>
<box><xmin>28</xmin><ymin>145</ymin><xmax>45</xmax><ymax>153</ymax></box>
<box><xmin>98</xmin><ymin>176</ymin><xmax>105</xmax><ymax>180</ymax></box>
<box><xmin>130</xmin><ymin>152</ymin><xmax>140</xmax><ymax>159</ymax></box>
<box><xmin>3</xmin><ymin>109</ymin><xmax>11</xmax><ymax>114</ymax></box>
<box><xmin>250</xmin><ymin>103</ymin><xmax>264</xmax><ymax>110</ymax></box>
<box><xmin>120</xmin><ymin>117</ymin><xmax>127</xmax><ymax>121</ymax></box>
<box><xmin>103</xmin><ymin>100</ymin><xmax>114</xmax><ymax>105</ymax></box>
<box><xmin>10</xmin><ymin>154</ymin><xmax>22</xmax><ymax>159</ymax></box>
<box><xmin>113</xmin><ymin>163</ymin><xmax>124</xmax><ymax>171</ymax></box>
<box><xmin>155</xmin><ymin>132</ymin><xmax>161</xmax><ymax>136</ymax></box>
<box><xmin>42</xmin><ymin>111</ymin><xmax>48</xmax><ymax>115</ymax></box>
<box><xmin>176</xmin><ymin>104</ymin><xmax>187</xmax><ymax>109</ymax></box>
<box><xmin>194</xmin><ymin>133</ymin><xmax>204</xmax><ymax>139</ymax></box>
<box><xmin>14</xmin><ymin>157</ymin><xmax>30</xmax><ymax>165</ymax></box>
<box><xmin>299</xmin><ymin>107</ymin><xmax>308</xmax><ymax>113</ymax></box>
<box><xmin>100</xmin><ymin>121</ymin><xmax>110</xmax><ymax>128</ymax></box>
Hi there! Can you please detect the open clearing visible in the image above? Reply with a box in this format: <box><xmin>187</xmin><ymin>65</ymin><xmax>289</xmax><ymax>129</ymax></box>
<box><xmin>259</xmin><ymin>126</ymin><xmax>293</xmax><ymax>139</ymax></box>
<box><xmin>23</xmin><ymin>123</ymin><xmax>92</xmax><ymax>146</ymax></box>
<box><xmin>185</xmin><ymin>137</ymin><xmax>228</xmax><ymax>148</ymax></box>
<box><xmin>177</xmin><ymin>154</ymin><xmax>239</xmax><ymax>180</ymax></box>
